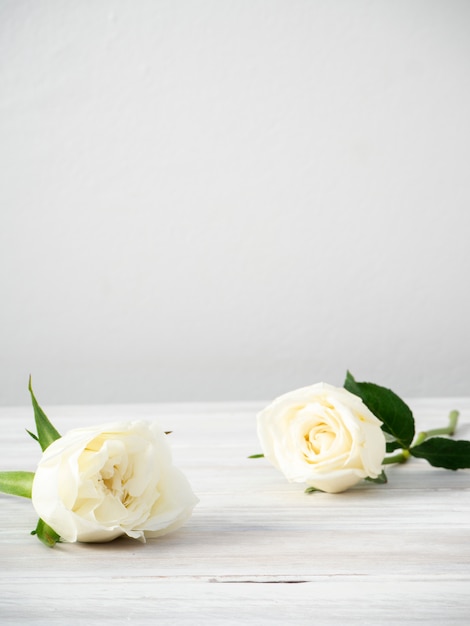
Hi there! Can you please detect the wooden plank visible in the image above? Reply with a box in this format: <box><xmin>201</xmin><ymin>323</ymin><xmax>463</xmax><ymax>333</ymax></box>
<box><xmin>1</xmin><ymin>579</ymin><xmax>469</xmax><ymax>625</ymax></box>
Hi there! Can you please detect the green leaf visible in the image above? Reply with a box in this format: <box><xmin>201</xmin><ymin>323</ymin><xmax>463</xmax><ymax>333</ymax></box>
<box><xmin>410</xmin><ymin>437</ymin><xmax>470</xmax><ymax>470</ymax></box>
<box><xmin>386</xmin><ymin>440</ymin><xmax>403</xmax><ymax>453</ymax></box>
<box><xmin>248</xmin><ymin>453</ymin><xmax>264</xmax><ymax>459</ymax></box>
<box><xmin>365</xmin><ymin>470</ymin><xmax>388</xmax><ymax>484</ymax></box>
<box><xmin>0</xmin><ymin>471</ymin><xmax>34</xmax><ymax>498</ymax></box>
<box><xmin>305</xmin><ymin>486</ymin><xmax>324</xmax><ymax>493</ymax></box>
<box><xmin>31</xmin><ymin>518</ymin><xmax>61</xmax><ymax>547</ymax></box>
<box><xmin>344</xmin><ymin>371</ymin><xmax>415</xmax><ymax>449</ymax></box>
<box><xmin>28</xmin><ymin>376</ymin><xmax>61</xmax><ymax>451</ymax></box>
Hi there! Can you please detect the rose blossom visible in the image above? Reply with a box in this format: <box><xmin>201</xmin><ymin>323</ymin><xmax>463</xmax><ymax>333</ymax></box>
<box><xmin>31</xmin><ymin>420</ymin><xmax>198</xmax><ymax>542</ymax></box>
<box><xmin>257</xmin><ymin>382</ymin><xmax>386</xmax><ymax>493</ymax></box>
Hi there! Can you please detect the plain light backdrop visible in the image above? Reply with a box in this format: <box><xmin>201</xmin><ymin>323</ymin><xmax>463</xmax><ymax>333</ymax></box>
<box><xmin>1</xmin><ymin>0</ymin><xmax>469</xmax><ymax>406</ymax></box>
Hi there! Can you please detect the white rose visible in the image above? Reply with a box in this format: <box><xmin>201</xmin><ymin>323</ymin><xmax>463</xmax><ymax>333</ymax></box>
<box><xmin>31</xmin><ymin>420</ymin><xmax>198</xmax><ymax>543</ymax></box>
<box><xmin>257</xmin><ymin>382</ymin><xmax>386</xmax><ymax>493</ymax></box>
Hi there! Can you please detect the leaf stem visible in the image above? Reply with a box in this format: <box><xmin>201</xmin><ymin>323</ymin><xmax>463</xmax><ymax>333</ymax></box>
<box><xmin>383</xmin><ymin>450</ymin><xmax>410</xmax><ymax>465</ymax></box>
<box><xmin>412</xmin><ymin>410</ymin><xmax>459</xmax><ymax>447</ymax></box>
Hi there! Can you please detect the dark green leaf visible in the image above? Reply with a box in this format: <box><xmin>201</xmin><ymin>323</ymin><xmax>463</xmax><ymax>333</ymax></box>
<box><xmin>31</xmin><ymin>518</ymin><xmax>61</xmax><ymax>547</ymax></box>
<box><xmin>28</xmin><ymin>376</ymin><xmax>61</xmax><ymax>451</ymax></box>
<box><xmin>305</xmin><ymin>486</ymin><xmax>324</xmax><ymax>493</ymax></box>
<box><xmin>365</xmin><ymin>470</ymin><xmax>388</xmax><ymax>484</ymax></box>
<box><xmin>248</xmin><ymin>454</ymin><xmax>264</xmax><ymax>459</ymax></box>
<box><xmin>344</xmin><ymin>371</ymin><xmax>415</xmax><ymax>449</ymax></box>
<box><xmin>0</xmin><ymin>471</ymin><xmax>34</xmax><ymax>498</ymax></box>
<box><xmin>410</xmin><ymin>437</ymin><xmax>470</xmax><ymax>470</ymax></box>
<box><xmin>386</xmin><ymin>440</ymin><xmax>403</xmax><ymax>453</ymax></box>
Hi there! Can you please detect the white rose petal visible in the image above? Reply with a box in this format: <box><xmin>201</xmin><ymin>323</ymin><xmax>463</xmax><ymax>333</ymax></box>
<box><xmin>257</xmin><ymin>382</ymin><xmax>386</xmax><ymax>493</ymax></box>
<box><xmin>31</xmin><ymin>421</ymin><xmax>198</xmax><ymax>543</ymax></box>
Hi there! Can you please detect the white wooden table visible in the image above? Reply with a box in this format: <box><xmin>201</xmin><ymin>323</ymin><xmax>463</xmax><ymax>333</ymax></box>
<box><xmin>1</xmin><ymin>399</ymin><xmax>469</xmax><ymax>624</ymax></box>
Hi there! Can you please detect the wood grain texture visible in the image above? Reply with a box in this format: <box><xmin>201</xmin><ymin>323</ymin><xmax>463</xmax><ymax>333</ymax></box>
<box><xmin>1</xmin><ymin>399</ymin><xmax>469</xmax><ymax>624</ymax></box>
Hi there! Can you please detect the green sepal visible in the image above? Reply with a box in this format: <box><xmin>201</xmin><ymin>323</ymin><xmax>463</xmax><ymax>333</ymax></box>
<box><xmin>305</xmin><ymin>486</ymin><xmax>324</xmax><ymax>493</ymax></box>
<box><xmin>28</xmin><ymin>376</ymin><xmax>61</xmax><ymax>451</ymax></box>
<box><xmin>410</xmin><ymin>437</ymin><xmax>470</xmax><ymax>470</ymax></box>
<box><xmin>248</xmin><ymin>453</ymin><xmax>264</xmax><ymax>459</ymax></box>
<box><xmin>365</xmin><ymin>470</ymin><xmax>388</xmax><ymax>484</ymax></box>
<box><xmin>0</xmin><ymin>471</ymin><xmax>34</xmax><ymax>498</ymax></box>
<box><xmin>31</xmin><ymin>518</ymin><xmax>61</xmax><ymax>547</ymax></box>
<box><xmin>26</xmin><ymin>429</ymin><xmax>39</xmax><ymax>443</ymax></box>
<box><xmin>344</xmin><ymin>371</ymin><xmax>415</xmax><ymax>449</ymax></box>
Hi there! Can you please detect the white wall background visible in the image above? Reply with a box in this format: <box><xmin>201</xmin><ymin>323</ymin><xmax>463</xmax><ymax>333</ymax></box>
<box><xmin>1</xmin><ymin>0</ymin><xmax>469</xmax><ymax>406</ymax></box>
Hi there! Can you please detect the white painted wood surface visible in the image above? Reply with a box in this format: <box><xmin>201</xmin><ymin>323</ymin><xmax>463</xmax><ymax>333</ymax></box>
<box><xmin>1</xmin><ymin>399</ymin><xmax>469</xmax><ymax>625</ymax></box>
